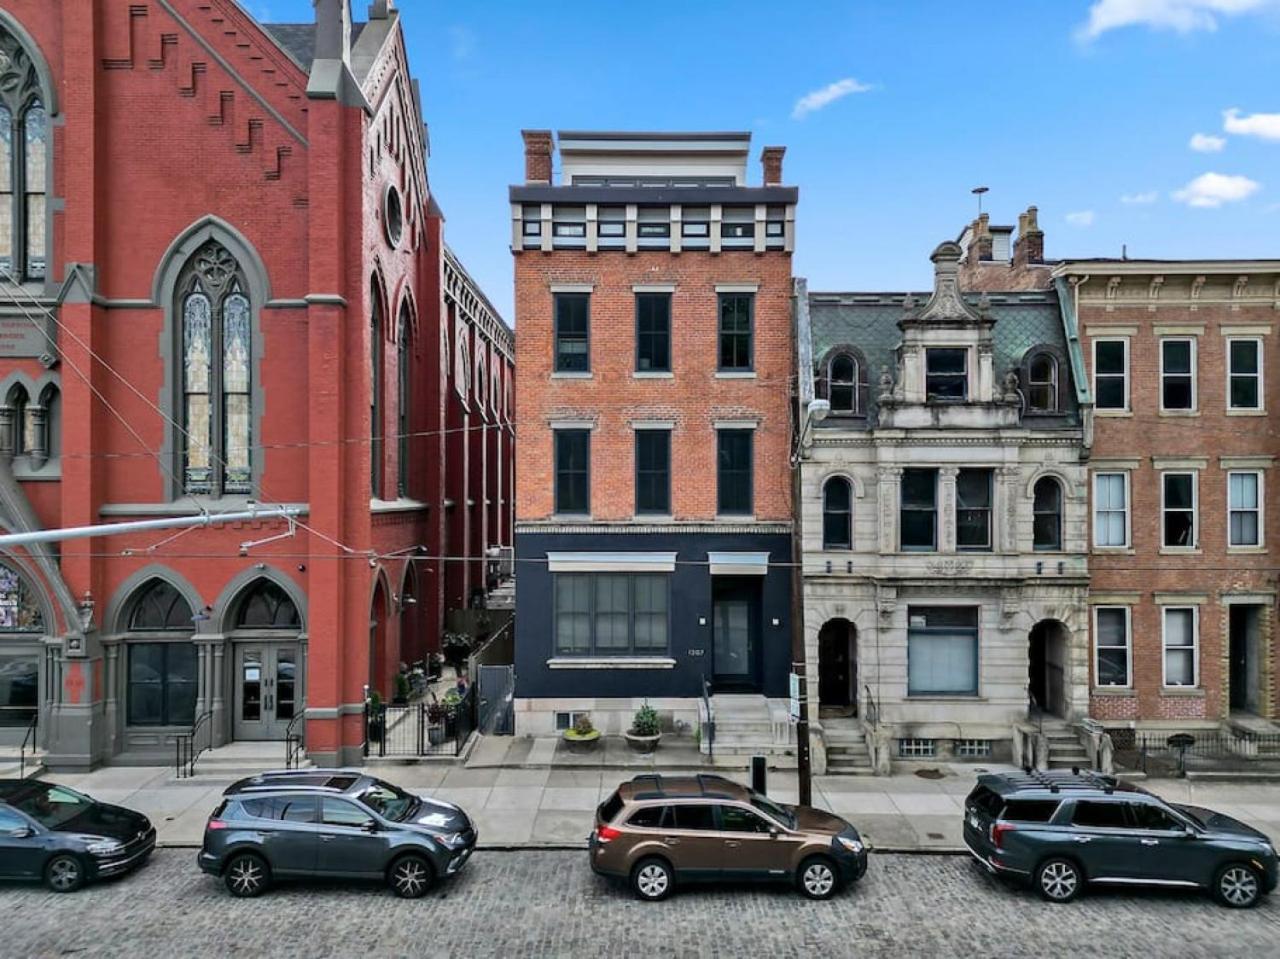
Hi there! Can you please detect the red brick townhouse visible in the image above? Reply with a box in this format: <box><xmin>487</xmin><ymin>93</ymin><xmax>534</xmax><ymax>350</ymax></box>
<box><xmin>1057</xmin><ymin>257</ymin><xmax>1280</xmax><ymax>735</ymax></box>
<box><xmin>511</xmin><ymin>131</ymin><xmax>798</xmax><ymax>749</ymax></box>
<box><xmin>0</xmin><ymin>0</ymin><xmax>512</xmax><ymax>769</ymax></box>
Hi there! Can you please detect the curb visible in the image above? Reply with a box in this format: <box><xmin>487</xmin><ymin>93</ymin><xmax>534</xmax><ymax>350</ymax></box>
<box><xmin>157</xmin><ymin>840</ymin><xmax>967</xmax><ymax>855</ymax></box>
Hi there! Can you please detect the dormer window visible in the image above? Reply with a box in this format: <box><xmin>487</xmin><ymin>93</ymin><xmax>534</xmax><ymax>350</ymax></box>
<box><xmin>1027</xmin><ymin>352</ymin><xmax>1059</xmax><ymax>412</ymax></box>
<box><xmin>825</xmin><ymin>352</ymin><xmax>862</xmax><ymax>415</ymax></box>
<box><xmin>925</xmin><ymin>348</ymin><xmax>967</xmax><ymax>401</ymax></box>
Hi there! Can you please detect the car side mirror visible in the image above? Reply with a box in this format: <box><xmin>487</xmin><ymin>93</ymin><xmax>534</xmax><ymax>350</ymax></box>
<box><xmin>363</xmin><ymin>821</ymin><xmax>379</xmax><ymax>833</ymax></box>
<box><xmin>1182</xmin><ymin>826</ymin><xmax>1197</xmax><ymax>839</ymax></box>
<box><xmin>769</xmin><ymin>826</ymin><xmax>780</xmax><ymax>838</ymax></box>
<box><xmin>6</xmin><ymin>826</ymin><xmax>33</xmax><ymax>839</ymax></box>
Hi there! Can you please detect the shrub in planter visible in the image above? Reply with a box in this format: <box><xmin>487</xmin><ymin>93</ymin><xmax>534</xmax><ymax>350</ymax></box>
<box><xmin>441</xmin><ymin>688</ymin><xmax>463</xmax><ymax>737</ymax></box>
<box><xmin>427</xmin><ymin>700</ymin><xmax>447</xmax><ymax>746</ymax></box>
<box><xmin>625</xmin><ymin>702</ymin><xmax>662</xmax><ymax>754</ymax></box>
<box><xmin>393</xmin><ymin>672</ymin><xmax>411</xmax><ymax>706</ymax></box>
<box><xmin>366</xmin><ymin>691</ymin><xmax>385</xmax><ymax>743</ymax></box>
<box><xmin>562</xmin><ymin>713</ymin><xmax>601</xmax><ymax>753</ymax></box>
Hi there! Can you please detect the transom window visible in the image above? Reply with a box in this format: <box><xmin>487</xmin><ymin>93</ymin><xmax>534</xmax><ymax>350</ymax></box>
<box><xmin>1027</xmin><ymin>352</ymin><xmax>1059</xmax><ymax>412</ymax></box>
<box><xmin>235</xmin><ymin>580</ymin><xmax>301</xmax><ymax>630</ymax></box>
<box><xmin>925</xmin><ymin>349</ymin><xmax>967</xmax><ymax>401</ymax></box>
<box><xmin>1160</xmin><ymin>338</ymin><xmax>1196</xmax><ymax>412</ymax></box>
<box><xmin>1161</xmin><ymin>472</ymin><xmax>1196</xmax><ymax>548</ymax></box>
<box><xmin>554</xmin><ymin>573</ymin><xmax>669</xmax><ymax>656</ymax></box>
<box><xmin>1032</xmin><ymin>477</ymin><xmax>1063</xmax><ymax>551</ymax></box>
<box><xmin>822</xmin><ymin>476</ymin><xmax>852</xmax><ymax>549</ymax></box>
<box><xmin>0</xmin><ymin>27</ymin><xmax>47</xmax><ymax>282</ymax></box>
<box><xmin>127</xmin><ymin>580</ymin><xmax>194</xmax><ymax>631</ymax></box>
<box><xmin>1228</xmin><ymin>338</ymin><xmax>1262</xmax><ymax>410</ymax></box>
<box><xmin>179</xmin><ymin>240</ymin><xmax>252</xmax><ymax>496</ymax></box>
<box><xmin>1093</xmin><ymin>339</ymin><xmax>1128</xmax><ymax>411</ymax></box>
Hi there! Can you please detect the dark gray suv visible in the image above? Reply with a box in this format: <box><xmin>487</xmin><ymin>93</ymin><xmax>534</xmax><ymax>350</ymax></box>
<box><xmin>198</xmin><ymin>770</ymin><xmax>476</xmax><ymax>898</ymax></box>
<box><xmin>964</xmin><ymin>770</ymin><xmax>1279</xmax><ymax>908</ymax></box>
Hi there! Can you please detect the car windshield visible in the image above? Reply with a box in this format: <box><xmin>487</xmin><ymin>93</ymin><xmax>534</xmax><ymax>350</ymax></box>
<box><xmin>2</xmin><ymin>783</ymin><xmax>93</xmax><ymax>829</ymax></box>
<box><xmin>749</xmin><ymin>792</ymin><xmax>795</xmax><ymax>829</ymax></box>
<box><xmin>356</xmin><ymin>780</ymin><xmax>419</xmax><ymax>822</ymax></box>
<box><xmin>1175</xmin><ymin>805</ymin><xmax>1206</xmax><ymax>829</ymax></box>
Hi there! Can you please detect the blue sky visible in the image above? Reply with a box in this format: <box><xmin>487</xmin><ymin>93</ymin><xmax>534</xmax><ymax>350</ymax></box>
<box><xmin>258</xmin><ymin>1</ymin><xmax>1280</xmax><ymax>320</ymax></box>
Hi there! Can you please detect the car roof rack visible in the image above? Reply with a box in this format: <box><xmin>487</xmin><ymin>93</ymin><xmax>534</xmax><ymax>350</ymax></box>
<box><xmin>627</xmin><ymin>773</ymin><xmax>740</xmax><ymax>802</ymax></box>
<box><xmin>1002</xmin><ymin>767</ymin><xmax>1118</xmax><ymax>796</ymax></box>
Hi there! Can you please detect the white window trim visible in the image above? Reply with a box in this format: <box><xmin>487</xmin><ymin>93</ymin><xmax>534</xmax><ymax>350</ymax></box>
<box><xmin>1158</xmin><ymin>336</ymin><xmax>1197</xmax><ymax>414</ymax></box>
<box><xmin>1160</xmin><ymin>470</ymin><xmax>1198</xmax><ymax>551</ymax></box>
<box><xmin>1093</xmin><ymin>605</ymin><xmax>1132</xmax><ymax>690</ymax></box>
<box><xmin>1092</xmin><ymin>471</ymin><xmax>1131</xmax><ymax>549</ymax></box>
<box><xmin>1161</xmin><ymin>606</ymin><xmax>1200</xmax><ymax>689</ymax></box>
<box><xmin>1227</xmin><ymin>469</ymin><xmax>1265</xmax><ymax>549</ymax></box>
<box><xmin>1092</xmin><ymin>338</ymin><xmax>1130</xmax><ymax>413</ymax></box>
<box><xmin>1226</xmin><ymin>336</ymin><xmax>1265</xmax><ymax>413</ymax></box>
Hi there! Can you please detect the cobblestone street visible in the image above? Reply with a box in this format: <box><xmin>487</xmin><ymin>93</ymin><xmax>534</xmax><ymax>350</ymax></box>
<box><xmin>2</xmin><ymin>849</ymin><xmax>1277</xmax><ymax>958</ymax></box>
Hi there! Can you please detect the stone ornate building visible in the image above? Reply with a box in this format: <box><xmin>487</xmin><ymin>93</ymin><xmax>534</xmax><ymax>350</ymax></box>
<box><xmin>796</xmin><ymin>239</ymin><xmax>1091</xmax><ymax>770</ymax></box>
<box><xmin>0</xmin><ymin>1</ymin><xmax>511</xmax><ymax>769</ymax></box>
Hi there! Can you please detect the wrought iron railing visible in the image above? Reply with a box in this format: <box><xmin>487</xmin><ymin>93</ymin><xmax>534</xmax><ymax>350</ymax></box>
<box><xmin>1118</xmin><ymin>729</ymin><xmax>1280</xmax><ymax>777</ymax></box>
<box><xmin>364</xmin><ymin>690</ymin><xmax>475</xmax><ymax>759</ymax></box>
<box><xmin>862</xmin><ymin>684</ymin><xmax>880</xmax><ymax>728</ymax></box>
<box><xmin>700</xmin><ymin>675</ymin><xmax>715</xmax><ymax>763</ymax></box>
<box><xmin>19</xmin><ymin>710</ymin><xmax>38</xmax><ymax>779</ymax></box>
<box><xmin>284</xmin><ymin>707</ymin><xmax>306</xmax><ymax>770</ymax></box>
<box><xmin>175</xmin><ymin>710</ymin><xmax>215</xmax><ymax>779</ymax></box>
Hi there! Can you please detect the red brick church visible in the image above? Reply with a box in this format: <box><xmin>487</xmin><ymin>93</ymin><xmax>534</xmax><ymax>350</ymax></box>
<box><xmin>0</xmin><ymin>0</ymin><xmax>512</xmax><ymax>768</ymax></box>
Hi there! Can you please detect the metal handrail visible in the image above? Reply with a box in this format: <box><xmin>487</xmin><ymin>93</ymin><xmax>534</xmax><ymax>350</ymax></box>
<box><xmin>175</xmin><ymin>709</ymin><xmax>215</xmax><ymax>779</ymax></box>
<box><xmin>19</xmin><ymin>710</ymin><xmax>38</xmax><ymax>779</ymax></box>
<box><xmin>700</xmin><ymin>675</ymin><xmax>715</xmax><ymax>763</ymax></box>
<box><xmin>284</xmin><ymin>706</ymin><xmax>306</xmax><ymax>770</ymax></box>
<box><xmin>862</xmin><ymin>684</ymin><xmax>880</xmax><ymax>728</ymax></box>
<box><xmin>1027</xmin><ymin>687</ymin><xmax>1044</xmax><ymax>736</ymax></box>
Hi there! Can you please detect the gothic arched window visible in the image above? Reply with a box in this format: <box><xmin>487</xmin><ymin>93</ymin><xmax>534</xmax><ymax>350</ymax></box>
<box><xmin>0</xmin><ymin>27</ymin><xmax>47</xmax><ymax>281</ymax></box>
<box><xmin>0</xmin><ymin>560</ymin><xmax>43</xmax><ymax>631</ymax></box>
<box><xmin>235</xmin><ymin>580</ymin><xmax>301</xmax><ymax>630</ymax></box>
<box><xmin>180</xmin><ymin>240</ymin><xmax>252</xmax><ymax>495</ymax></box>
<box><xmin>822</xmin><ymin>476</ymin><xmax>853</xmax><ymax>550</ymax></box>
<box><xmin>370</xmin><ymin>277</ymin><xmax>385</xmax><ymax>499</ymax></box>
<box><xmin>397</xmin><ymin>300</ymin><xmax>411</xmax><ymax>498</ymax></box>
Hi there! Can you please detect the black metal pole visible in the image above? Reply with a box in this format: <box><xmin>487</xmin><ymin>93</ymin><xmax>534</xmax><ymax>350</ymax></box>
<box><xmin>791</xmin><ymin>426</ymin><xmax>813</xmax><ymax>807</ymax></box>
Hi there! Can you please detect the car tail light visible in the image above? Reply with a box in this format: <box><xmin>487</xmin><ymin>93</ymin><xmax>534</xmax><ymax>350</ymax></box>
<box><xmin>596</xmin><ymin>824</ymin><xmax>622</xmax><ymax>844</ymax></box>
<box><xmin>991</xmin><ymin>822</ymin><xmax>1016</xmax><ymax>849</ymax></box>
<box><xmin>207</xmin><ymin>819</ymin><xmax>228</xmax><ymax>831</ymax></box>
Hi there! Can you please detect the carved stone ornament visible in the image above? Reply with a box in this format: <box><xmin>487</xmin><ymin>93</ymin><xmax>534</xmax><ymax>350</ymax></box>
<box><xmin>918</xmin><ymin>242</ymin><xmax>980</xmax><ymax>323</ymax></box>
<box><xmin>193</xmin><ymin>241</ymin><xmax>238</xmax><ymax>295</ymax></box>
<box><xmin>877</xmin><ymin>365</ymin><xmax>895</xmax><ymax>402</ymax></box>
<box><xmin>924</xmin><ymin>558</ymin><xmax>974</xmax><ymax>576</ymax></box>
<box><xmin>1002</xmin><ymin>369</ymin><xmax>1021</xmax><ymax>402</ymax></box>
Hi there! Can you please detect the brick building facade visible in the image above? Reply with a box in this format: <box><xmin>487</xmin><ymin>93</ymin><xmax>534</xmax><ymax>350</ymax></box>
<box><xmin>0</xmin><ymin>0</ymin><xmax>511</xmax><ymax>769</ymax></box>
<box><xmin>511</xmin><ymin>132</ymin><xmax>797</xmax><ymax>743</ymax></box>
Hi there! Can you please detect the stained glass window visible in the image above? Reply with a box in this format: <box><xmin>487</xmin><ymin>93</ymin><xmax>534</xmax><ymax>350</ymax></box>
<box><xmin>397</xmin><ymin>303</ymin><xmax>410</xmax><ymax>498</ymax></box>
<box><xmin>0</xmin><ymin>561</ymin><xmax>44</xmax><ymax>631</ymax></box>
<box><xmin>370</xmin><ymin>285</ymin><xmax>383</xmax><ymax>497</ymax></box>
<box><xmin>22</xmin><ymin>102</ymin><xmax>44</xmax><ymax>279</ymax></box>
<box><xmin>236</xmin><ymin>580</ymin><xmax>301</xmax><ymax>630</ymax></box>
<box><xmin>222</xmin><ymin>286</ymin><xmax>251</xmax><ymax>493</ymax></box>
<box><xmin>0</xmin><ymin>26</ymin><xmax>48</xmax><ymax>281</ymax></box>
<box><xmin>0</xmin><ymin>105</ymin><xmax>11</xmax><ymax>276</ymax></box>
<box><xmin>127</xmin><ymin>579</ymin><xmax>195</xmax><ymax>632</ymax></box>
<box><xmin>183</xmin><ymin>290</ymin><xmax>213</xmax><ymax>493</ymax></box>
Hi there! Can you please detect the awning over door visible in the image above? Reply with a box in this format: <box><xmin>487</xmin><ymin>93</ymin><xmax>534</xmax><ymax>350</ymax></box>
<box><xmin>707</xmin><ymin>551</ymin><xmax>770</xmax><ymax>576</ymax></box>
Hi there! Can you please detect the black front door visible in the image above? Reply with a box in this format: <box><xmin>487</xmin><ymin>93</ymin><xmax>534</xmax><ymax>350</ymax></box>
<box><xmin>818</xmin><ymin>623</ymin><xmax>854</xmax><ymax>708</ymax></box>
<box><xmin>712</xmin><ymin>579</ymin><xmax>761</xmax><ymax>692</ymax></box>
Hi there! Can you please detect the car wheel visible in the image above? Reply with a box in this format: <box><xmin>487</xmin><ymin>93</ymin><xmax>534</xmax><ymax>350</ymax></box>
<box><xmin>44</xmin><ymin>854</ymin><xmax>85</xmax><ymax>894</ymax></box>
<box><xmin>1214</xmin><ymin>863</ymin><xmax>1262</xmax><ymax>909</ymax></box>
<box><xmin>630</xmin><ymin>857</ymin><xmax>674</xmax><ymax>902</ymax></box>
<box><xmin>1035</xmin><ymin>857</ymin><xmax>1082</xmax><ymax>903</ymax></box>
<box><xmin>223</xmin><ymin>852</ymin><xmax>270</xmax><ymax>898</ymax></box>
<box><xmin>388</xmin><ymin>854</ymin><xmax>435</xmax><ymax>899</ymax></box>
<box><xmin>797</xmin><ymin>856</ymin><xmax>840</xmax><ymax>901</ymax></box>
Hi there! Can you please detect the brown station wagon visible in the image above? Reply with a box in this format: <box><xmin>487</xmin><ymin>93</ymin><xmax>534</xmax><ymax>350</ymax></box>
<box><xmin>589</xmin><ymin>774</ymin><xmax>867</xmax><ymax>901</ymax></box>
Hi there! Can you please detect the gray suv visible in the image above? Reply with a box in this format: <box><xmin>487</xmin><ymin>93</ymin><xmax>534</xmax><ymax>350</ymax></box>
<box><xmin>198</xmin><ymin>770</ymin><xmax>476</xmax><ymax>898</ymax></box>
<box><xmin>964</xmin><ymin>770</ymin><xmax>1278</xmax><ymax>908</ymax></box>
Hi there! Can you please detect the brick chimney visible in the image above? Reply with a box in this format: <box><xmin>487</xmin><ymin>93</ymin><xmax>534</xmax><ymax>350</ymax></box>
<box><xmin>761</xmin><ymin>146</ymin><xmax>785</xmax><ymax>186</ymax></box>
<box><xmin>1013</xmin><ymin>205</ymin><xmax>1044</xmax><ymax>266</ymax></box>
<box><xmin>968</xmin><ymin>213</ymin><xmax>993</xmax><ymax>263</ymax></box>
<box><xmin>522</xmin><ymin>130</ymin><xmax>553</xmax><ymax>185</ymax></box>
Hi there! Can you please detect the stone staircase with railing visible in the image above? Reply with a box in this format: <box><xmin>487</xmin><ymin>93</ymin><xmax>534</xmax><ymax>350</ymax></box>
<box><xmin>705</xmin><ymin>695</ymin><xmax>794</xmax><ymax>767</ymax></box>
<box><xmin>821</xmin><ymin>720</ymin><xmax>874</xmax><ymax>776</ymax></box>
<box><xmin>1041</xmin><ymin>718</ymin><xmax>1092</xmax><ymax>770</ymax></box>
<box><xmin>169</xmin><ymin>740</ymin><xmax>311</xmax><ymax>784</ymax></box>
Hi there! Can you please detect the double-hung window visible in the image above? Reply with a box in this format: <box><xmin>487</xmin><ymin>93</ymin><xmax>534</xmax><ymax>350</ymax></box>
<box><xmin>900</xmin><ymin>469</ymin><xmax>937</xmax><ymax>551</ymax></box>
<box><xmin>1228</xmin><ymin>471</ymin><xmax>1262</xmax><ymax>547</ymax></box>
<box><xmin>634</xmin><ymin>429</ymin><xmax>671</xmax><ymax>516</ymax></box>
<box><xmin>718</xmin><ymin>294</ymin><xmax>753</xmax><ymax>371</ymax></box>
<box><xmin>955</xmin><ymin>469</ymin><xmax>993</xmax><ymax>551</ymax></box>
<box><xmin>716</xmin><ymin>428</ymin><xmax>753</xmax><ymax>516</ymax></box>
<box><xmin>1162</xmin><ymin>607</ymin><xmax>1198</xmax><ymax>687</ymax></box>
<box><xmin>1093</xmin><ymin>472</ymin><xmax>1129</xmax><ymax>548</ymax></box>
<box><xmin>1160</xmin><ymin>338</ymin><xmax>1196</xmax><ymax>412</ymax></box>
<box><xmin>925</xmin><ymin>349</ymin><xmax>967</xmax><ymax>401</ymax></box>
<box><xmin>1161</xmin><ymin>472</ymin><xmax>1196</xmax><ymax>549</ymax></box>
<box><xmin>554</xmin><ymin>429</ymin><xmax>590</xmax><ymax>515</ymax></box>
<box><xmin>635</xmin><ymin>293</ymin><xmax>671</xmax><ymax>372</ymax></box>
<box><xmin>1093</xmin><ymin>339</ymin><xmax>1128</xmax><ymax>411</ymax></box>
<box><xmin>1228</xmin><ymin>338</ymin><xmax>1262</xmax><ymax>411</ymax></box>
<box><xmin>553</xmin><ymin>573</ymin><xmax>670</xmax><ymax>656</ymax></box>
<box><xmin>554</xmin><ymin>293</ymin><xmax>590</xmax><ymax>373</ymax></box>
<box><xmin>907</xmin><ymin>607</ymin><xmax>979</xmax><ymax>697</ymax></box>
<box><xmin>1094</xmin><ymin>607</ymin><xmax>1130</xmax><ymax>687</ymax></box>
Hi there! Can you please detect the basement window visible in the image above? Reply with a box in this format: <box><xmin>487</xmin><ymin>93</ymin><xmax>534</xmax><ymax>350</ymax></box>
<box><xmin>954</xmin><ymin>739</ymin><xmax>992</xmax><ymax>759</ymax></box>
<box><xmin>897</xmin><ymin>738</ymin><xmax>936</xmax><ymax>759</ymax></box>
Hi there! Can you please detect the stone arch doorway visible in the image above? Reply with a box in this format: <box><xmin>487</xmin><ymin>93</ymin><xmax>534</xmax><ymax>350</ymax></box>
<box><xmin>370</xmin><ymin>578</ymin><xmax>393</xmax><ymax>701</ymax></box>
<box><xmin>1029</xmin><ymin>620</ymin><xmax>1070</xmax><ymax>718</ymax></box>
<box><xmin>227</xmin><ymin>578</ymin><xmax>303</xmax><ymax>742</ymax></box>
<box><xmin>818</xmin><ymin>618</ymin><xmax>857</xmax><ymax>714</ymax></box>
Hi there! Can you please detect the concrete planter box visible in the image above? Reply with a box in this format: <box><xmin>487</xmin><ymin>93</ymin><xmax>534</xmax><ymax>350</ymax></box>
<box><xmin>624</xmin><ymin>731</ymin><xmax>661</xmax><ymax>754</ymax></box>
<box><xmin>562</xmin><ymin>730</ymin><xmax>601</xmax><ymax>753</ymax></box>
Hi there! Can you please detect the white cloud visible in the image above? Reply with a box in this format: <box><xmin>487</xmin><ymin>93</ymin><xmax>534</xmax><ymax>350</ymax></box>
<box><xmin>1121</xmin><ymin>190</ymin><xmax>1160</xmax><ymax>204</ymax></box>
<box><xmin>1172</xmin><ymin>172</ymin><xmax>1261</xmax><ymax>207</ymax></box>
<box><xmin>791</xmin><ymin>78</ymin><xmax>873</xmax><ymax>120</ymax></box>
<box><xmin>1189</xmin><ymin>132</ymin><xmax>1226</xmax><ymax>152</ymax></box>
<box><xmin>1065</xmin><ymin>210</ymin><xmax>1097</xmax><ymax>227</ymax></box>
<box><xmin>1223</xmin><ymin>107</ymin><xmax>1280</xmax><ymax>141</ymax></box>
<box><xmin>1077</xmin><ymin>0</ymin><xmax>1275</xmax><ymax>40</ymax></box>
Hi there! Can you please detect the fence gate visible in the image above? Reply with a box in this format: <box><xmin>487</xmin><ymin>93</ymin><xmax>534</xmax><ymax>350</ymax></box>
<box><xmin>477</xmin><ymin>665</ymin><xmax>515</xmax><ymax>735</ymax></box>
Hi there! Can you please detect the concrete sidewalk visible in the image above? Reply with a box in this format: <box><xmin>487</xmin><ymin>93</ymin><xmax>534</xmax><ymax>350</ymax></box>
<box><xmin>27</xmin><ymin>743</ymin><xmax>1280</xmax><ymax>852</ymax></box>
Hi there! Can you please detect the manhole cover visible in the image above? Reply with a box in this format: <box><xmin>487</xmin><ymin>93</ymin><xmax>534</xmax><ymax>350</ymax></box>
<box><xmin>914</xmin><ymin>768</ymin><xmax>945</xmax><ymax>780</ymax></box>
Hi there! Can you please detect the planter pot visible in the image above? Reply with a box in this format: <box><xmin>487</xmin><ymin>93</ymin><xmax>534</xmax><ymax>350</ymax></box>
<box><xmin>367</xmin><ymin>720</ymin><xmax>384</xmax><ymax>743</ymax></box>
<box><xmin>428</xmin><ymin>724</ymin><xmax>446</xmax><ymax>747</ymax></box>
<box><xmin>624</xmin><ymin>731</ymin><xmax>661</xmax><ymax>754</ymax></box>
<box><xmin>562</xmin><ymin>730</ymin><xmax>601</xmax><ymax>754</ymax></box>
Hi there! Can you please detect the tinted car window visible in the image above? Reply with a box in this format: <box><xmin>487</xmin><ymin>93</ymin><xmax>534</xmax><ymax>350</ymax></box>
<box><xmin>356</xmin><ymin>781</ymin><xmax>418</xmax><ymax>822</ymax></box>
<box><xmin>628</xmin><ymin>806</ymin><xmax>670</xmax><ymax>829</ymax></box>
<box><xmin>1072</xmin><ymin>801</ymin><xmax>1128</xmax><ymax>829</ymax></box>
<box><xmin>239</xmin><ymin>796</ymin><xmax>317</xmax><ymax>823</ymax></box>
<box><xmin>0</xmin><ymin>808</ymin><xmax>29</xmax><ymax>832</ymax></box>
<box><xmin>719</xmin><ymin>805</ymin><xmax>773</xmax><ymax>833</ymax></box>
<box><xmin>967</xmin><ymin>786</ymin><xmax>1003</xmax><ymax>817</ymax></box>
<box><xmin>8</xmin><ymin>784</ymin><xmax>93</xmax><ymax>829</ymax></box>
<box><xmin>1002</xmin><ymin>800</ymin><xmax>1061</xmax><ymax>823</ymax></box>
<box><xmin>672</xmin><ymin>804</ymin><xmax>716</xmax><ymax>831</ymax></box>
<box><xmin>599</xmin><ymin>791</ymin><xmax>624</xmax><ymax>825</ymax></box>
<box><xmin>321</xmin><ymin>798</ymin><xmax>374</xmax><ymax>828</ymax></box>
<box><xmin>1130</xmin><ymin>803</ymin><xmax>1182</xmax><ymax>831</ymax></box>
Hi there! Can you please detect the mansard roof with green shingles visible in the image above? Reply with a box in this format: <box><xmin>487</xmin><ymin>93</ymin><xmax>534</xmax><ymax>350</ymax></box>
<box><xmin>807</xmin><ymin>287</ymin><xmax>1084</xmax><ymax>428</ymax></box>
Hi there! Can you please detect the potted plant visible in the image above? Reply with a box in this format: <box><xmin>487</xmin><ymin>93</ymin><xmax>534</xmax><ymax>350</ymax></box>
<box><xmin>625</xmin><ymin>702</ymin><xmax>662</xmax><ymax>754</ymax></box>
<box><xmin>441</xmin><ymin>687</ymin><xmax>463</xmax><ymax>737</ymax></box>
<box><xmin>392</xmin><ymin>671</ymin><xmax>411</xmax><ymax>706</ymax></box>
<box><xmin>562</xmin><ymin>713</ymin><xmax>601</xmax><ymax>753</ymax></box>
<box><xmin>366</xmin><ymin>691</ymin><xmax>385</xmax><ymax>743</ymax></box>
<box><xmin>427</xmin><ymin>699</ymin><xmax>447</xmax><ymax>746</ymax></box>
<box><xmin>427</xmin><ymin>651</ymin><xmax>445</xmax><ymax>681</ymax></box>
<box><xmin>442</xmin><ymin>631</ymin><xmax>472</xmax><ymax>670</ymax></box>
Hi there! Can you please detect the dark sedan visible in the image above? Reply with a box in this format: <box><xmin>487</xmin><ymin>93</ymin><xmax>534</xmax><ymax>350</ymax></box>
<box><xmin>0</xmin><ymin>780</ymin><xmax>156</xmax><ymax>892</ymax></box>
